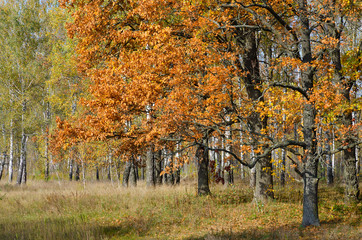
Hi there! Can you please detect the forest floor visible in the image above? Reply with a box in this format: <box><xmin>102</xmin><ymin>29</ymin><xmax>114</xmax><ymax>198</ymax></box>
<box><xmin>0</xmin><ymin>180</ymin><xmax>360</xmax><ymax>239</ymax></box>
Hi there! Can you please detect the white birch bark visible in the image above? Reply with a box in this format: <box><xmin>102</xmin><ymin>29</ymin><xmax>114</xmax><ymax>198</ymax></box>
<box><xmin>8</xmin><ymin>119</ymin><xmax>13</xmax><ymax>183</ymax></box>
<box><xmin>250</xmin><ymin>146</ymin><xmax>256</xmax><ymax>188</ymax></box>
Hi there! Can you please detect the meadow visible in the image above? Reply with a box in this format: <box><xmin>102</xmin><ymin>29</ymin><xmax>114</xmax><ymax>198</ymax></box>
<box><xmin>0</xmin><ymin>180</ymin><xmax>360</xmax><ymax>240</ymax></box>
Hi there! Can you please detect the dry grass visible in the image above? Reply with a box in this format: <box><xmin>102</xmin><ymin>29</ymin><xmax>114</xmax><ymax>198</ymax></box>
<box><xmin>0</xmin><ymin>180</ymin><xmax>360</xmax><ymax>239</ymax></box>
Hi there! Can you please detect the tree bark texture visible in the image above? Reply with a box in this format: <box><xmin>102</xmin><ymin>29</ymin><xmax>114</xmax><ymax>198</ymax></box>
<box><xmin>44</xmin><ymin>132</ymin><xmax>49</xmax><ymax>181</ymax></box>
<box><xmin>146</xmin><ymin>146</ymin><xmax>155</xmax><ymax>187</ymax></box>
<box><xmin>141</xmin><ymin>163</ymin><xmax>145</xmax><ymax>181</ymax></box>
<box><xmin>164</xmin><ymin>151</ymin><xmax>174</xmax><ymax>185</ymax></box>
<box><xmin>224</xmin><ymin>116</ymin><xmax>234</xmax><ymax>186</ymax></box>
<box><xmin>239</xmin><ymin>133</ymin><xmax>245</xmax><ymax>180</ymax></box>
<box><xmin>343</xmin><ymin>145</ymin><xmax>360</xmax><ymax>202</ymax></box>
<box><xmin>96</xmin><ymin>165</ymin><xmax>100</xmax><ymax>181</ymax></box>
<box><xmin>196</xmin><ymin>143</ymin><xmax>210</xmax><ymax>195</ymax></box>
<box><xmin>16</xmin><ymin>134</ymin><xmax>27</xmax><ymax>185</ymax></box>
<box><xmin>302</xmin><ymin>175</ymin><xmax>320</xmax><ymax>227</ymax></box>
<box><xmin>236</xmin><ymin>25</ymin><xmax>274</xmax><ymax>201</ymax></box>
<box><xmin>299</xmin><ymin>0</ymin><xmax>320</xmax><ymax>226</ymax></box>
<box><xmin>281</xmin><ymin>148</ymin><xmax>286</xmax><ymax>186</ymax></box>
<box><xmin>122</xmin><ymin>160</ymin><xmax>131</xmax><ymax>187</ymax></box>
<box><xmin>326</xmin><ymin>131</ymin><xmax>333</xmax><ymax>185</ymax></box>
<box><xmin>174</xmin><ymin>143</ymin><xmax>181</xmax><ymax>184</ymax></box>
<box><xmin>250</xmin><ymin>149</ymin><xmax>256</xmax><ymax>188</ymax></box>
<box><xmin>174</xmin><ymin>168</ymin><xmax>180</xmax><ymax>184</ymax></box>
<box><xmin>154</xmin><ymin>150</ymin><xmax>163</xmax><ymax>185</ymax></box>
<box><xmin>129</xmin><ymin>159</ymin><xmax>137</xmax><ymax>187</ymax></box>
<box><xmin>75</xmin><ymin>162</ymin><xmax>80</xmax><ymax>181</ymax></box>
<box><xmin>325</xmin><ymin>5</ymin><xmax>359</xmax><ymax>203</ymax></box>
<box><xmin>250</xmin><ymin>166</ymin><xmax>256</xmax><ymax>188</ymax></box>
<box><xmin>8</xmin><ymin>120</ymin><xmax>14</xmax><ymax>183</ymax></box>
<box><xmin>0</xmin><ymin>124</ymin><xmax>6</xmax><ymax>180</ymax></box>
<box><xmin>116</xmin><ymin>158</ymin><xmax>121</xmax><ymax>181</ymax></box>
<box><xmin>123</xmin><ymin>158</ymin><xmax>137</xmax><ymax>187</ymax></box>
<box><xmin>69</xmin><ymin>158</ymin><xmax>74</xmax><ymax>181</ymax></box>
<box><xmin>44</xmin><ymin>100</ymin><xmax>51</xmax><ymax>181</ymax></box>
<box><xmin>81</xmin><ymin>161</ymin><xmax>86</xmax><ymax>182</ymax></box>
<box><xmin>0</xmin><ymin>153</ymin><xmax>5</xmax><ymax>180</ymax></box>
<box><xmin>255</xmin><ymin>153</ymin><xmax>274</xmax><ymax>202</ymax></box>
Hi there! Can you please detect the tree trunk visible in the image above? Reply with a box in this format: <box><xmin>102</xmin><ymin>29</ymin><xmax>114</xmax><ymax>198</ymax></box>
<box><xmin>342</xmin><ymin>110</ymin><xmax>359</xmax><ymax>202</ymax></box>
<box><xmin>44</xmin><ymin>99</ymin><xmax>51</xmax><ymax>181</ymax></box>
<box><xmin>325</xmin><ymin>3</ymin><xmax>359</xmax><ymax>203</ymax></box>
<box><xmin>343</xmin><ymin>144</ymin><xmax>360</xmax><ymax>202</ymax></box>
<box><xmin>174</xmin><ymin>143</ymin><xmax>181</xmax><ymax>184</ymax></box>
<box><xmin>164</xmin><ymin>149</ymin><xmax>174</xmax><ymax>185</ymax></box>
<box><xmin>44</xmin><ymin>130</ymin><xmax>49</xmax><ymax>181</ymax></box>
<box><xmin>0</xmin><ymin>153</ymin><xmax>5</xmax><ymax>180</ymax></box>
<box><xmin>174</xmin><ymin>167</ymin><xmax>180</xmax><ymax>184</ymax></box>
<box><xmin>214</xmin><ymin>137</ymin><xmax>222</xmax><ymax>182</ymax></box>
<box><xmin>355</xmin><ymin>112</ymin><xmax>360</xmax><ymax>178</ymax></box>
<box><xmin>326</xmin><ymin>131</ymin><xmax>333</xmax><ymax>185</ymax></box>
<box><xmin>122</xmin><ymin>160</ymin><xmax>131</xmax><ymax>187</ymax></box>
<box><xmin>301</xmin><ymin>104</ymin><xmax>319</xmax><ymax>227</ymax></box>
<box><xmin>141</xmin><ymin>163</ymin><xmax>145</xmax><ymax>181</ymax></box>
<box><xmin>302</xmin><ymin>173</ymin><xmax>320</xmax><ymax>227</ymax></box>
<box><xmin>16</xmin><ymin>134</ymin><xmax>27</xmax><ymax>185</ymax></box>
<box><xmin>196</xmin><ymin>142</ymin><xmax>210</xmax><ymax>195</ymax></box>
<box><xmin>135</xmin><ymin>164</ymin><xmax>139</xmax><ymax>181</ymax></box>
<box><xmin>250</xmin><ymin>149</ymin><xmax>256</xmax><ymax>188</ymax></box>
<box><xmin>22</xmin><ymin>154</ymin><xmax>27</xmax><ymax>184</ymax></box>
<box><xmin>8</xmin><ymin>120</ymin><xmax>14</xmax><ymax>183</ymax></box>
<box><xmin>254</xmin><ymin>152</ymin><xmax>274</xmax><ymax>202</ymax></box>
<box><xmin>250</xmin><ymin>166</ymin><xmax>256</xmax><ymax>188</ymax></box>
<box><xmin>107</xmin><ymin>157</ymin><xmax>112</xmax><ymax>181</ymax></box>
<box><xmin>220</xmin><ymin>138</ymin><xmax>225</xmax><ymax>181</ymax></box>
<box><xmin>0</xmin><ymin>124</ymin><xmax>6</xmax><ymax>180</ymax></box>
<box><xmin>155</xmin><ymin>150</ymin><xmax>163</xmax><ymax>185</ymax></box>
<box><xmin>296</xmin><ymin>0</ymin><xmax>320</xmax><ymax>226</ymax></box>
<box><xmin>224</xmin><ymin>116</ymin><xmax>233</xmax><ymax>186</ymax></box>
<box><xmin>146</xmin><ymin>146</ymin><xmax>155</xmax><ymax>187</ymax></box>
<box><xmin>17</xmin><ymin>100</ymin><xmax>27</xmax><ymax>185</ymax></box>
<box><xmin>69</xmin><ymin>158</ymin><xmax>74</xmax><ymax>181</ymax></box>
<box><xmin>81</xmin><ymin>160</ymin><xmax>86</xmax><ymax>182</ymax></box>
<box><xmin>239</xmin><ymin>132</ymin><xmax>245</xmax><ymax>180</ymax></box>
<box><xmin>75</xmin><ymin>162</ymin><xmax>80</xmax><ymax>181</ymax></box>
<box><xmin>129</xmin><ymin>159</ymin><xmax>137</xmax><ymax>187</ymax></box>
<box><xmin>116</xmin><ymin>157</ymin><xmax>121</xmax><ymax>182</ymax></box>
<box><xmin>281</xmin><ymin>147</ymin><xmax>286</xmax><ymax>186</ymax></box>
<box><xmin>280</xmin><ymin>110</ymin><xmax>286</xmax><ymax>186</ymax></box>
<box><xmin>96</xmin><ymin>165</ymin><xmax>100</xmax><ymax>181</ymax></box>
<box><xmin>235</xmin><ymin>25</ymin><xmax>273</xmax><ymax>201</ymax></box>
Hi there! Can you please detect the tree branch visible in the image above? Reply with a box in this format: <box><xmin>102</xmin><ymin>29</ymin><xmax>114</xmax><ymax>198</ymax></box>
<box><xmin>287</xmin><ymin>156</ymin><xmax>303</xmax><ymax>177</ymax></box>
<box><xmin>235</xmin><ymin>1</ymin><xmax>299</xmax><ymax>43</ymax></box>
<box><xmin>324</xmin><ymin>141</ymin><xmax>362</xmax><ymax>155</ymax></box>
<box><xmin>205</xmin><ymin>139</ymin><xmax>306</xmax><ymax>168</ymax></box>
<box><xmin>270</xmin><ymin>82</ymin><xmax>309</xmax><ymax>100</ymax></box>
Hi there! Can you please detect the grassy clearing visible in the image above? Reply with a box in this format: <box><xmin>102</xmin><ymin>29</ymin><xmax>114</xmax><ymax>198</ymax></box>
<box><xmin>0</xmin><ymin>180</ymin><xmax>360</xmax><ymax>239</ymax></box>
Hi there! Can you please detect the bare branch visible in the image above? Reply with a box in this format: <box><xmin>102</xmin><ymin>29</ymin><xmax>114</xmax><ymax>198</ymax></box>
<box><xmin>325</xmin><ymin>141</ymin><xmax>362</xmax><ymax>155</ymax></box>
<box><xmin>270</xmin><ymin>82</ymin><xmax>309</xmax><ymax>100</ymax></box>
<box><xmin>235</xmin><ymin>1</ymin><xmax>299</xmax><ymax>43</ymax></box>
<box><xmin>206</xmin><ymin>139</ymin><xmax>306</xmax><ymax>168</ymax></box>
<box><xmin>287</xmin><ymin>156</ymin><xmax>303</xmax><ymax>177</ymax></box>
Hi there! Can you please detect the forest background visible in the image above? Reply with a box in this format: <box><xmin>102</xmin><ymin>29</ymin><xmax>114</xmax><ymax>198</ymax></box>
<box><xmin>0</xmin><ymin>0</ymin><xmax>361</xmax><ymax>239</ymax></box>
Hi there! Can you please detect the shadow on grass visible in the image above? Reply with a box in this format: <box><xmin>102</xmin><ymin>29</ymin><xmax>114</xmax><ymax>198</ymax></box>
<box><xmin>184</xmin><ymin>225</ymin><xmax>301</xmax><ymax>240</ymax></box>
<box><xmin>0</xmin><ymin>218</ymin><xmax>97</xmax><ymax>240</ymax></box>
<box><xmin>184</xmin><ymin>221</ymin><xmax>361</xmax><ymax>240</ymax></box>
<box><xmin>0</xmin><ymin>216</ymin><xmax>360</xmax><ymax>240</ymax></box>
<box><xmin>0</xmin><ymin>216</ymin><xmax>152</xmax><ymax>240</ymax></box>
